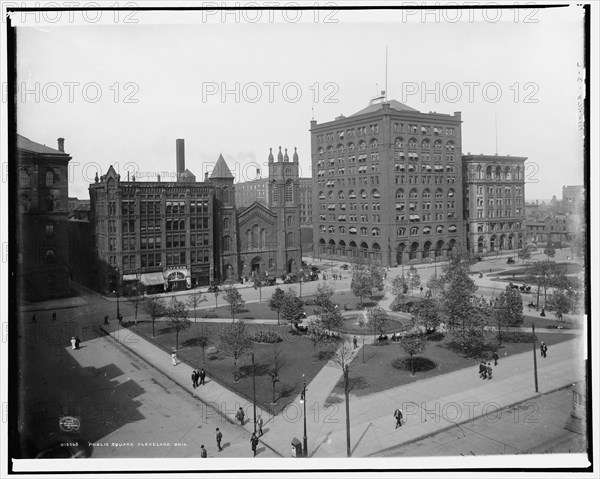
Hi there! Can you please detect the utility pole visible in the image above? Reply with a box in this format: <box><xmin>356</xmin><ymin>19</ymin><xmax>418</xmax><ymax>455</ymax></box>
<box><xmin>252</xmin><ymin>352</ymin><xmax>257</xmax><ymax>434</ymax></box>
<box><xmin>532</xmin><ymin>324</ymin><xmax>539</xmax><ymax>392</ymax></box>
<box><xmin>344</xmin><ymin>364</ymin><xmax>351</xmax><ymax>457</ymax></box>
<box><xmin>301</xmin><ymin>374</ymin><xmax>308</xmax><ymax>457</ymax></box>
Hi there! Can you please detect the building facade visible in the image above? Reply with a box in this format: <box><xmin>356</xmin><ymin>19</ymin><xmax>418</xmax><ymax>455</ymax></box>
<box><xmin>562</xmin><ymin>185</ymin><xmax>584</xmax><ymax>216</ymax></box>
<box><xmin>462</xmin><ymin>154</ymin><xmax>527</xmax><ymax>255</ymax></box>
<box><xmin>89</xmin><ymin>141</ymin><xmax>302</xmax><ymax>291</ymax></box>
<box><xmin>17</xmin><ymin>135</ymin><xmax>72</xmax><ymax>301</ymax></box>
<box><xmin>234</xmin><ymin>178</ymin><xmax>268</xmax><ymax>207</ymax></box>
<box><xmin>299</xmin><ymin>178</ymin><xmax>313</xmax><ymax>226</ymax></box>
<box><xmin>310</xmin><ymin>99</ymin><xmax>464</xmax><ymax>267</ymax></box>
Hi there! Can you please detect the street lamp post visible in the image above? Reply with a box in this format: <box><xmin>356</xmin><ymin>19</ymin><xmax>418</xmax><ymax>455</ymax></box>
<box><xmin>344</xmin><ymin>364</ymin><xmax>351</xmax><ymax>457</ymax></box>
<box><xmin>300</xmin><ymin>374</ymin><xmax>308</xmax><ymax>457</ymax></box>
<box><xmin>252</xmin><ymin>352</ymin><xmax>257</xmax><ymax>434</ymax></box>
<box><xmin>116</xmin><ymin>267</ymin><xmax>121</xmax><ymax>320</ymax></box>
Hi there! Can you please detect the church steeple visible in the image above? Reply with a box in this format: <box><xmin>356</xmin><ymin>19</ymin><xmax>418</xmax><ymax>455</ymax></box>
<box><xmin>293</xmin><ymin>147</ymin><xmax>299</xmax><ymax>162</ymax></box>
<box><xmin>268</xmin><ymin>147</ymin><xmax>274</xmax><ymax>163</ymax></box>
<box><xmin>283</xmin><ymin>148</ymin><xmax>289</xmax><ymax>162</ymax></box>
<box><xmin>277</xmin><ymin>146</ymin><xmax>283</xmax><ymax>161</ymax></box>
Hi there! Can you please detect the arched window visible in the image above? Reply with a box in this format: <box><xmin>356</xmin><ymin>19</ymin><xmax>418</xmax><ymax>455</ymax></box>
<box><xmin>396</xmin><ymin>189</ymin><xmax>405</xmax><ymax>200</ymax></box>
<box><xmin>328</xmin><ymin>190</ymin><xmax>335</xmax><ymax>199</ymax></box>
<box><xmin>360</xmin><ymin>190</ymin><xmax>367</xmax><ymax>199</ymax></box>
<box><xmin>408</xmin><ymin>138</ymin><xmax>417</xmax><ymax>149</ymax></box>
<box><xmin>318</xmin><ymin>191</ymin><xmax>325</xmax><ymax>200</ymax></box>
<box><xmin>338</xmin><ymin>190</ymin><xmax>345</xmax><ymax>199</ymax></box>
<box><xmin>349</xmin><ymin>190</ymin><xmax>357</xmax><ymax>199</ymax></box>
<box><xmin>421</xmin><ymin>139</ymin><xmax>430</xmax><ymax>149</ymax></box>
<box><xmin>372</xmin><ymin>228</ymin><xmax>380</xmax><ymax>236</ymax></box>
<box><xmin>223</xmin><ymin>236</ymin><xmax>231</xmax><ymax>251</ymax></box>
<box><xmin>410</xmin><ymin>227</ymin><xmax>419</xmax><ymax>235</ymax></box>
<box><xmin>358</xmin><ymin>140</ymin><xmax>366</xmax><ymax>150</ymax></box>
<box><xmin>337</xmin><ymin>144</ymin><xmax>344</xmax><ymax>153</ymax></box>
<box><xmin>360</xmin><ymin>227</ymin><xmax>368</xmax><ymax>235</ymax></box>
<box><xmin>45</xmin><ymin>222</ymin><xmax>55</xmax><ymax>240</ymax></box>
<box><xmin>434</xmin><ymin>140</ymin><xmax>442</xmax><ymax>151</ymax></box>
<box><xmin>19</xmin><ymin>168</ymin><xmax>30</xmax><ymax>186</ymax></box>
<box><xmin>20</xmin><ymin>194</ymin><xmax>30</xmax><ymax>213</ymax></box>
<box><xmin>287</xmin><ymin>232</ymin><xmax>295</xmax><ymax>244</ymax></box>
<box><xmin>447</xmin><ymin>188</ymin><xmax>455</xmax><ymax>198</ymax></box>
<box><xmin>409</xmin><ymin>188</ymin><xmax>418</xmax><ymax>199</ymax></box>
<box><xmin>285</xmin><ymin>181</ymin><xmax>293</xmax><ymax>202</ymax></box>
<box><xmin>272</xmin><ymin>181</ymin><xmax>278</xmax><ymax>204</ymax></box>
<box><xmin>45</xmin><ymin>170</ymin><xmax>54</xmax><ymax>186</ymax></box>
<box><xmin>223</xmin><ymin>218</ymin><xmax>230</xmax><ymax>230</ymax></box>
<box><xmin>371</xmin><ymin>189</ymin><xmax>380</xmax><ymax>199</ymax></box>
<box><xmin>422</xmin><ymin>188</ymin><xmax>431</xmax><ymax>199</ymax></box>
<box><xmin>395</xmin><ymin>137</ymin><xmax>404</xmax><ymax>148</ymax></box>
<box><xmin>397</xmin><ymin>228</ymin><xmax>406</xmax><ymax>237</ymax></box>
<box><xmin>437</xmin><ymin>225</ymin><xmax>444</xmax><ymax>234</ymax></box>
<box><xmin>222</xmin><ymin>187</ymin><xmax>230</xmax><ymax>205</ymax></box>
<box><xmin>46</xmin><ymin>195</ymin><xmax>54</xmax><ymax>211</ymax></box>
<box><xmin>287</xmin><ymin>216</ymin><xmax>293</xmax><ymax>227</ymax></box>
<box><xmin>370</xmin><ymin>139</ymin><xmax>378</xmax><ymax>149</ymax></box>
<box><xmin>348</xmin><ymin>142</ymin><xmax>355</xmax><ymax>151</ymax></box>
<box><xmin>45</xmin><ymin>249</ymin><xmax>56</xmax><ymax>264</ymax></box>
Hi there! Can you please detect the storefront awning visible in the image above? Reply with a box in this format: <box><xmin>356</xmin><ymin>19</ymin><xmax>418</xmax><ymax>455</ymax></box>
<box><xmin>122</xmin><ymin>274</ymin><xmax>138</xmax><ymax>282</ymax></box>
<box><xmin>140</xmin><ymin>272</ymin><xmax>165</xmax><ymax>286</ymax></box>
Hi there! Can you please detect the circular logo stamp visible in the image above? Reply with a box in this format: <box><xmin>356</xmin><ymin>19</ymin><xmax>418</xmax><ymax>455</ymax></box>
<box><xmin>59</xmin><ymin>416</ymin><xmax>80</xmax><ymax>432</ymax></box>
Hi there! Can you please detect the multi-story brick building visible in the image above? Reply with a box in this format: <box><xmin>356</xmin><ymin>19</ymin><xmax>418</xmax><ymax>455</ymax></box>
<box><xmin>562</xmin><ymin>185</ymin><xmax>584</xmax><ymax>216</ymax></box>
<box><xmin>299</xmin><ymin>178</ymin><xmax>313</xmax><ymax>226</ymax></box>
<box><xmin>17</xmin><ymin>135</ymin><xmax>72</xmax><ymax>300</ymax></box>
<box><xmin>462</xmin><ymin>154</ymin><xmax>527</xmax><ymax>255</ymax></box>
<box><xmin>89</xmin><ymin>140</ymin><xmax>302</xmax><ymax>292</ymax></box>
<box><xmin>310</xmin><ymin>98</ymin><xmax>463</xmax><ymax>266</ymax></box>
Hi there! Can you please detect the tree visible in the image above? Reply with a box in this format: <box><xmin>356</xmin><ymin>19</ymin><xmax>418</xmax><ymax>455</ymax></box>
<box><xmin>398</xmin><ymin>333</ymin><xmax>427</xmax><ymax>376</ymax></box>
<box><xmin>406</xmin><ymin>265</ymin><xmax>421</xmax><ymax>294</ymax></box>
<box><xmin>526</xmin><ymin>260</ymin><xmax>556</xmax><ymax>309</ymax></box>
<box><xmin>123</xmin><ymin>281</ymin><xmax>146</xmax><ymax>326</ymax></box>
<box><xmin>366</xmin><ymin>306</ymin><xmax>390</xmax><ymax>339</ymax></box>
<box><xmin>351</xmin><ymin>269</ymin><xmax>373</xmax><ymax>307</ymax></box>
<box><xmin>518</xmin><ymin>246</ymin><xmax>533</xmax><ymax>263</ymax></box>
<box><xmin>318</xmin><ymin>306</ymin><xmax>343</xmax><ymax>333</ymax></box>
<box><xmin>426</xmin><ymin>273</ymin><xmax>444</xmax><ymax>299</ymax></box>
<box><xmin>166</xmin><ymin>297</ymin><xmax>191</xmax><ymax>351</ymax></box>
<box><xmin>269</xmin><ymin>287</ymin><xmax>286</xmax><ymax>325</ymax></box>
<box><xmin>440</xmin><ymin>251</ymin><xmax>477</xmax><ymax>330</ymax></box>
<box><xmin>223</xmin><ymin>285</ymin><xmax>245</xmax><ymax>322</ymax></box>
<box><xmin>307</xmin><ymin>318</ymin><xmax>326</xmax><ymax>357</ymax></box>
<box><xmin>280</xmin><ymin>289</ymin><xmax>305</xmax><ymax>329</ymax></box>
<box><xmin>219</xmin><ymin>320</ymin><xmax>252</xmax><ymax>382</ymax></box>
<box><xmin>367</xmin><ymin>262</ymin><xmax>385</xmax><ymax>292</ymax></box>
<box><xmin>314</xmin><ymin>284</ymin><xmax>335</xmax><ymax>311</ymax></box>
<box><xmin>330</xmin><ymin>340</ymin><xmax>355</xmax><ymax>457</ymax></box>
<box><xmin>143</xmin><ymin>296</ymin><xmax>166</xmax><ymax>338</ymax></box>
<box><xmin>267</xmin><ymin>342</ymin><xmax>285</xmax><ymax>403</ymax></box>
<box><xmin>411</xmin><ymin>298</ymin><xmax>442</xmax><ymax>335</ymax></box>
<box><xmin>186</xmin><ymin>290</ymin><xmax>206</xmax><ymax>324</ymax></box>
<box><xmin>197</xmin><ymin>334</ymin><xmax>210</xmax><ymax>364</ymax></box>
<box><xmin>546</xmin><ymin>285</ymin><xmax>580</xmax><ymax>324</ymax></box>
<box><xmin>391</xmin><ymin>275</ymin><xmax>409</xmax><ymax>302</ymax></box>
<box><xmin>544</xmin><ymin>247</ymin><xmax>556</xmax><ymax>259</ymax></box>
<box><xmin>494</xmin><ymin>285</ymin><xmax>524</xmax><ymax>333</ymax></box>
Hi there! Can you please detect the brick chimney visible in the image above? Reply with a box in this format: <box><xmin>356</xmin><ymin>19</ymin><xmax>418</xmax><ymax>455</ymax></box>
<box><xmin>57</xmin><ymin>137</ymin><xmax>65</xmax><ymax>152</ymax></box>
<box><xmin>176</xmin><ymin>139</ymin><xmax>185</xmax><ymax>181</ymax></box>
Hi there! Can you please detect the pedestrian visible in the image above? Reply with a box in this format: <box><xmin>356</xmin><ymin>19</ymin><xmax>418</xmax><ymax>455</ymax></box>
<box><xmin>52</xmin><ymin>311</ymin><xmax>57</xmax><ymax>322</ymax></box>
<box><xmin>256</xmin><ymin>415</ymin><xmax>264</xmax><ymax>437</ymax></box>
<box><xmin>487</xmin><ymin>363</ymin><xmax>493</xmax><ymax>380</ymax></box>
<box><xmin>199</xmin><ymin>368</ymin><xmax>206</xmax><ymax>385</ymax></box>
<box><xmin>236</xmin><ymin>407</ymin><xmax>245</xmax><ymax>426</ymax></box>
<box><xmin>478</xmin><ymin>361</ymin><xmax>485</xmax><ymax>379</ymax></box>
<box><xmin>250</xmin><ymin>432</ymin><xmax>259</xmax><ymax>456</ymax></box>
<box><xmin>200</xmin><ymin>445</ymin><xmax>207</xmax><ymax>458</ymax></box>
<box><xmin>339</xmin><ymin>274</ymin><xmax>342</xmax><ymax>281</ymax></box>
<box><xmin>104</xmin><ymin>314</ymin><xmax>109</xmax><ymax>325</ymax></box>
<box><xmin>70</xmin><ymin>337</ymin><xmax>77</xmax><ymax>350</ymax></box>
<box><xmin>353</xmin><ymin>336</ymin><xmax>358</xmax><ymax>349</ymax></box>
<box><xmin>540</xmin><ymin>341</ymin><xmax>548</xmax><ymax>358</ymax></box>
<box><xmin>420</xmin><ymin>286</ymin><xmax>423</xmax><ymax>295</ymax></box>
<box><xmin>31</xmin><ymin>313</ymin><xmax>36</xmax><ymax>323</ymax></box>
<box><xmin>481</xmin><ymin>361</ymin><xmax>488</xmax><ymax>380</ymax></box>
<box><xmin>191</xmin><ymin>370</ymin><xmax>198</xmax><ymax>388</ymax></box>
<box><xmin>492</xmin><ymin>352</ymin><xmax>499</xmax><ymax>366</ymax></box>
<box><xmin>75</xmin><ymin>336</ymin><xmax>81</xmax><ymax>349</ymax></box>
<box><xmin>540</xmin><ymin>307</ymin><xmax>546</xmax><ymax>317</ymax></box>
<box><xmin>394</xmin><ymin>408</ymin><xmax>403</xmax><ymax>428</ymax></box>
<box><xmin>216</xmin><ymin>428</ymin><xmax>223</xmax><ymax>452</ymax></box>
<box><xmin>171</xmin><ymin>351</ymin><xmax>178</xmax><ymax>366</ymax></box>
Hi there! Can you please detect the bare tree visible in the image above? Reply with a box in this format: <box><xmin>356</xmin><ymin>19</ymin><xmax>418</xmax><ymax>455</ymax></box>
<box><xmin>268</xmin><ymin>342</ymin><xmax>286</xmax><ymax>403</ymax></box>
<box><xmin>330</xmin><ymin>340</ymin><xmax>355</xmax><ymax>457</ymax></box>
<box><xmin>398</xmin><ymin>333</ymin><xmax>427</xmax><ymax>376</ymax></box>
<box><xmin>186</xmin><ymin>290</ymin><xmax>207</xmax><ymax>324</ymax></box>
<box><xmin>123</xmin><ymin>281</ymin><xmax>146</xmax><ymax>326</ymax></box>
<box><xmin>219</xmin><ymin>320</ymin><xmax>252</xmax><ymax>382</ymax></box>
<box><xmin>166</xmin><ymin>297</ymin><xmax>191</xmax><ymax>351</ymax></box>
<box><xmin>223</xmin><ymin>285</ymin><xmax>246</xmax><ymax>322</ymax></box>
<box><xmin>143</xmin><ymin>296</ymin><xmax>166</xmax><ymax>338</ymax></box>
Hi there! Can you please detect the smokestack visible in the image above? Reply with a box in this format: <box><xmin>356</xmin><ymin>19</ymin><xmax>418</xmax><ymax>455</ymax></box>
<box><xmin>57</xmin><ymin>137</ymin><xmax>65</xmax><ymax>152</ymax></box>
<box><xmin>176</xmin><ymin>139</ymin><xmax>185</xmax><ymax>181</ymax></box>
<box><xmin>204</xmin><ymin>171</ymin><xmax>209</xmax><ymax>182</ymax></box>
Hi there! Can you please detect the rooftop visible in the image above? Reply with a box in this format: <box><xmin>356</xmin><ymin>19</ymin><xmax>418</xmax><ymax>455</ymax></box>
<box><xmin>17</xmin><ymin>134</ymin><xmax>66</xmax><ymax>155</ymax></box>
<box><xmin>349</xmin><ymin>99</ymin><xmax>420</xmax><ymax>117</ymax></box>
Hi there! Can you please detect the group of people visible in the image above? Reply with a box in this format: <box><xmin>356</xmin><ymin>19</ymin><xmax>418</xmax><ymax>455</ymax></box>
<box><xmin>479</xmin><ymin>361</ymin><xmax>493</xmax><ymax>380</ymax></box>
<box><xmin>200</xmin><ymin>412</ymin><xmax>264</xmax><ymax>457</ymax></box>
<box><xmin>70</xmin><ymin>336</ymin><xmax>81</xmax><ymax>350</ymax></box>
<box><xmin>191</xmin><ymin>368</ymin><xmax>206</xmax><ymax>388</ymax></box>
<box><xmin>30</xmin><ymin>311</ymin><xmax>57</xmax><ymax>323</ymax></box>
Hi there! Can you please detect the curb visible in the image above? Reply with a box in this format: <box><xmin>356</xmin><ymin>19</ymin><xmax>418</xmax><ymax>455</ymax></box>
<box><xmin>98</xmin><ymin>323</ymin><xmax>285</xmax><ymax>458</ymax></box>
<box><xmin>368</xmin><ymin>383</ymin><xmax>576</xmax><ymax>457</ymax></box>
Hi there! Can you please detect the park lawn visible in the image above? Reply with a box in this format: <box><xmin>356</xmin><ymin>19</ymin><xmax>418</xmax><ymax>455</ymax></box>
<box><xmin>328</xmin><ymin>331</ymin><xmax>579</xmax><ymax>399</ymax></box>
<box><xmin>126</xmin><ymin>319</ymin><xmax>338</xmax><ymax>415</ymax></box>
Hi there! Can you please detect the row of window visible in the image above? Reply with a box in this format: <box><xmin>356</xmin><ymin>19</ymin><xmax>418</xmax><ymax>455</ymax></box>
<box><xmin>19</xmin><ymin>168</ymin><xmax>60</xmax><ymax>187</ymax></box>
<box><xmin>317</xmin><ymin>123</ymin><xmax>456</xmax><ymax>145</ymax></box>
<box><xmin>476</xmin><ymin>185</ymin><xmax>523</xmax><ymax>196</ymax></box>
<box><xmin>475</xmin><ymin>222</ymin><xmax>523</xmax><ymax>232</ymax></box>
<box><xmin>318</xmin><ymin>224</ymin><xmax>458</xmax><ymax>236</ymax></box>
<box><xmin>319</xmin><ymin>188</ymin><xmax>455</xmax><ymax>200</ymax></box>
<box><xmin>472</xmin><ymin>209</ymin><xmax>522</xmax><ymax>218</ymax></box>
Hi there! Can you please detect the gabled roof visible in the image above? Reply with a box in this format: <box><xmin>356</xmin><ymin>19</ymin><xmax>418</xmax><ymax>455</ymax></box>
<box><xmin>210</xmin><ymin>154</ymin><xmax>234</xmax><ymax>179</ymax></box>
<box><xmin>350</xmin><ymin>99</ymin><xmax>419</xmax><ymax>117</ymax></box>
<box><xmin>17</xmin><ymin>134</ymin><xmax>66</xmax><ymax>155</ymax></box>
<box><xmin>237</xmin><ymin>200</ymin><xmax>276</xmax><ymax>220</ymax></box>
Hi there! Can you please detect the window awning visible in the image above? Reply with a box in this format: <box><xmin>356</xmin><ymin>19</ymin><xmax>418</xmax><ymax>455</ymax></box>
<box><xmin>140</xmin><ymin>272</ymin><xmax>165</xmax><ymax>286</ymax></box>
<box><xmin>122</xmin><ymin>274</ymin><xmax>138</xmax><ymax>282</ymax></box>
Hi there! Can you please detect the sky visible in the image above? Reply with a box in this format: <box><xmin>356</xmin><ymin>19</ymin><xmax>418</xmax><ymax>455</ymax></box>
<box><xmin>12</xmin><ymin>4</ymin><xmax>586</xmax><ymax>201</ymax></box>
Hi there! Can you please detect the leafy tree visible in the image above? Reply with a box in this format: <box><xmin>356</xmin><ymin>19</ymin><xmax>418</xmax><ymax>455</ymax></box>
<box><xmin>391</xmin><ymin>275</ymin><xmax>409</xmax><ymax>301</ymax></box>
<box><xmin>268</xmin><ymin>342</ymin><xmax>285</xmax><ymax>403</ymax></box>
<box><xmin>367</xmin><ymin>262</ymin><xmax>385</xmax><ymax>291</ymax></box>
<box><xmin>426</xmin><ymin>273</ymin><xmax>445</xmax><ymax>299</ymax></box>
<box><xmin>268</xmin><ymin>287</ymin><xmax>286</xmax><ymax>325</ymax></box>
<box><xmin>269</xmin><ymin>287</ymin><xmax>285</xmax><ymax>325</ymax></box>
<box><xmin>440</xmin><ymin>251</ymin><xmax>477</xmax><ymax>330</ymax></box>
<box><xmin>544</xmin><ymin>247</ymin><xmax>556</xmax><ymax>259</ymax></box>
<box><xmin>314</xmin><ymin>284</ymin><xmax>335</xmax><ymax>311</ymax></box>
<box><xmin>450</xmin><ymin>300</ymin><xmax>490</xmax><ymax>357</ymax></box>
<box><xmin>123</xmin><ymin>281</ymin><xmax>146</xmax><ymax>326</ymax></box>
<box><xmin>546</xmin><ymin>287</ymin><xmax>580</xmax><ymax>324</ymax></box>
<box><xmin>223</xmin><ymin>285</ymin><xmax>245</xmax><ymax>322</ymax></box>
<box><xmin>306</xmin><ymin>319</ymin><xmax>326</xmax><ymax>356</ymax></box>
<box><xmin>494</xmin><ymin>285</ymin><xmax>524</xmax><ymax>333</ymax></box>
<box><xmin>518</xmin><ymin>246</ymin><xmax>533</xmax><ymax>263</ymax></box>
<box><xmin>219</xmin><ymin>320</ymin><xmax>252</xmax><ymax>382</ymax></box>
<box><xmin>366</xmin><ymin>306</ymin><xmax>390</xmax><ymax>339</ymax></box>
<box><xmin>406</xmin><ymin>265</ymin><xmax>421</xmax><ymax>294</ymax></box>
<box><xmin>186</xmin><ymin>290</ymin><xmax>206</xmax><ymax>324</ymax></box>
<box><xmin>143</xmin><ymin>296</ymin><xmax>166</xmax><ymax>338</ymax></box>
<box><xmin>398</xmin><ymin>333</ymin><xmax>427</xmax><ymax>376</ymax></box>
<box><xmin>280</xmin><ymin>288</ymin><xmax>305</xmax><ymax>328</ymax></box>
<box><xmin>351</xmin><ymin>269</ymin><xmax>373</xmax><ymax>307</ymax></box>
<box><xmin>526</xmin><ymin>260</ymin><xmax>556</xmax><ymax>309</ymax></box>
<box><xmin>411</xmin><ymin>298</ymin><xmax>442</xmax><ymax>335</ymax></box>
<box><xmin>166</xmin><ymin>297</ymin><xmax>191</xmax><ymax>351</ymax></box>
<box><xmin>318</xmin><ymin>305</ymin><xmax>343</xmax><ymax>333</ymax></box>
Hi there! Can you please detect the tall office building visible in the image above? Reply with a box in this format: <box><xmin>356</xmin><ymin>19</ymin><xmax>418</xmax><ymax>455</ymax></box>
<box><xmin>310</xmin><ymin>98</ymin><xmax>463</xmax><ymax>266</ymax></box>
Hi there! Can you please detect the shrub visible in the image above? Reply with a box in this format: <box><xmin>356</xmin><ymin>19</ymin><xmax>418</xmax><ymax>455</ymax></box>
<box><xmin>250</xmin><ymin>330</ymin><xmax>283</xmax><ymax>344</ymax></box>
<box><xmin>498</xmin><ymin>331</ymin><xmax>538</xmax><ymax>343</ymax></box>
<box><xmin>426</xmin><ymin>331</ymin><xmax>445</xmax><ymax>342</ymax></box>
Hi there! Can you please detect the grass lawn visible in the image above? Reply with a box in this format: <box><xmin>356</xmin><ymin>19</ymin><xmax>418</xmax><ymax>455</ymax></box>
<box><xmin>192</xmin><ymin>290</ymin><xmax>384</xmax><ymax>321</ymax></box>
<box><xmin>121</xmin><ymin>319</ymin><xmax>339</xmax><ymax>415</ymax></box>
<box><xmin>328</xmin><ymin>331</ymin><xmax>578</xmax><ymax>399</ymax></box>
<box><xmin>337</xmin><ymin>313</ymin><xmax>410</xmax><ymax>335</ymax></box>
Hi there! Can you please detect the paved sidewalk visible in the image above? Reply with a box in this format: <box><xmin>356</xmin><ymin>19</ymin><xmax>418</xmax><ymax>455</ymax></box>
<box><xmin>101</xmin><ymin>319</ymin><xmax>584</xmax><ymax>457</ymax></box>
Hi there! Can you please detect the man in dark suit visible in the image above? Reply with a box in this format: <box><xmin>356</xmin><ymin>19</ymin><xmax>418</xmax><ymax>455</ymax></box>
<box><xmin>199</xmin><ymin>368</ymin><xmax>206</xmax><ymax>385</ymax></box>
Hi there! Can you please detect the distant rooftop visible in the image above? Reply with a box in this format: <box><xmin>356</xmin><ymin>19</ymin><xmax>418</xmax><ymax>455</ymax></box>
<box><xmin>349</xmin><ymin>99</ymin><xmax>420</xmax><ymax>117</ymax></box>
<box><xmin>17</xmin><ymin>134</ymin><xmax>66</xmax><ymax>155</ymax></box>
